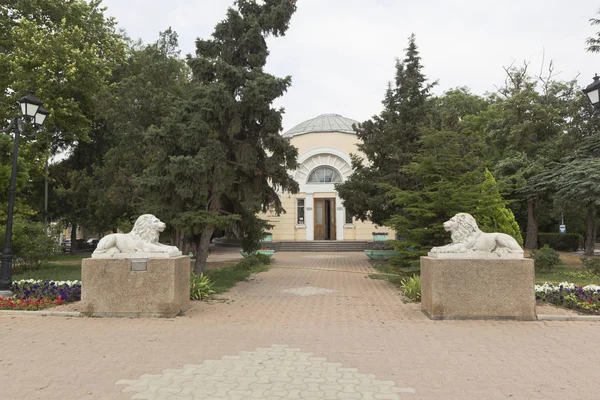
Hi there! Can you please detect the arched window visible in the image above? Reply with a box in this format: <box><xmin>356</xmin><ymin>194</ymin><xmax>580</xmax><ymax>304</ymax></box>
<box><xmin>307</xmin><ymin>166</ymin><xmax>342</xmax><ymax>183</ymax></box>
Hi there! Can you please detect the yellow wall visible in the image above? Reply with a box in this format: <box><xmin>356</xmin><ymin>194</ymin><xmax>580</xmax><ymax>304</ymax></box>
<box><xmin>291</xmin><ymin>132</ymin><xmax>362</xmax><ymax>159</ymax></box>
<box><xmin>257</xmin><ymin>130</ymin><xmax>395</xmax><ymax>241</ymax></box>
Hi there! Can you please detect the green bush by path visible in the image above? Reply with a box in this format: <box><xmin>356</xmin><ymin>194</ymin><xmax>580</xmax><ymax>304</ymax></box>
<box><xmin>531</xmin><ymin>245</ymin><xmax>561</xmax><ymax>273</ymax></box>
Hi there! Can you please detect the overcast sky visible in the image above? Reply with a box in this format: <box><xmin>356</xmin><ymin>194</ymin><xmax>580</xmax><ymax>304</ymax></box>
<box><xmin>100</xmin><ymin>0</ymin><xmax>600</xmax><ymax>133</ymax></box>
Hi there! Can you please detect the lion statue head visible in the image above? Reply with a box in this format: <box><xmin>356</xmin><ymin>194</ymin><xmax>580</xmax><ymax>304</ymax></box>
<box><xmin>443</xmin><ymin>213</ymin><xmax>480</xmax><ymax>243</ymax></box>
<box><xmin>130</xmin><ymin>214</ymin><xmax>166</xmax><ymax>244</ymax></box>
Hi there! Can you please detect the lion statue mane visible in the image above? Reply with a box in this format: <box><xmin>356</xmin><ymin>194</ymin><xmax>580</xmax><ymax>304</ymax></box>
<box><xmin>429</xmin><ymin>213</ymin><xmax>523</xmax><ymax>258</ymax></box>
<box><xmin>92</xmin><ymin>214</ymin><xmax>181</xmax><ymax>258</ymax></box>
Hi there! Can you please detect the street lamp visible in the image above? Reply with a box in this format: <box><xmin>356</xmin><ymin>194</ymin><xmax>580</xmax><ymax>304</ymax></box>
<box><xmin>583</xmin><ymin>74</ymin><xmax>600</xmax><ymax>106</ymax></box>
<box><xmin>0</xmin><ymin>94</ymin><xmax>49</xmax><ymax>295</ymax></box>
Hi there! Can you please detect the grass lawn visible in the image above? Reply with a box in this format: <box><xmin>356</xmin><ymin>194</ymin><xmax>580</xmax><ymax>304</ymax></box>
<box><xmin>204</xmin><ymin>263</ymin><xmax>269</xmax><ymax>294</ymax></box>
<box><xmin>369</xmin><ymin>251</ymin><xmax>600</xmax><ymax>290</ymax></box>
<box><xmin>12</xmin><ymin>253</ymin><xmax>270</xmax><ymax>297</ymax></box>
<box><xmin>368</xmin><ymin>262</ymin><xmax>410</xmax><ymax>289</ymax></box>
<box><xmin>534</xmin><ymin>251</ymin><xmax>600</xmax><ymax>286</ymax></box>
<box><xmin>12</xmin><ymin>254</ymin><xmax>89</xmax><ymax>281</ymax></box>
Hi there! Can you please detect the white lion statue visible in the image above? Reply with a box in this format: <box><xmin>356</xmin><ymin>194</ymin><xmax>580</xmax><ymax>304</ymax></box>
<box><xmin>92</xmin><ymin>214</ymin><xmax>181</xmax><ymax>258</ymax></box>
<box><xmin>429</xmin><ymin>213</ymin><xmax>523</xmax><ymax>259</ymax></box>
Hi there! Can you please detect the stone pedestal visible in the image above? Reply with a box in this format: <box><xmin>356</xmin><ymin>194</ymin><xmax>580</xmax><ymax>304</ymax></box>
<box><xmin>81</xmin><ymin>256</ymin><xmax>190</xmax><ymax>318</ymax></box>
<box><xmin>420</xmin><ymin>256</ymin><xmax>535</xmax><ymax>320</ymax></box>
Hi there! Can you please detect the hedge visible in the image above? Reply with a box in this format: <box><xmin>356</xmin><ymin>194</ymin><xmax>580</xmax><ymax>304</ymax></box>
<box><xmin>538</xmin><ymin>233</ymin><xmax>583</xmax><ymax>252</ymax></box>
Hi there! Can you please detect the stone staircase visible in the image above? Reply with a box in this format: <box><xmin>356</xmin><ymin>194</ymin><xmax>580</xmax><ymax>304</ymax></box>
<box><xmin>272</xmin><ymin>241</ymin><xmax>369</xmax><ymax>252</ymax></box>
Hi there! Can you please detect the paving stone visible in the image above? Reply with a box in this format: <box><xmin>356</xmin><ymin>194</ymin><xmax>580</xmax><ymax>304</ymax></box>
<box><xmin>2</xmin><ymin>251</ymin><xmax>600</xmax><ymax>399</ymax></box>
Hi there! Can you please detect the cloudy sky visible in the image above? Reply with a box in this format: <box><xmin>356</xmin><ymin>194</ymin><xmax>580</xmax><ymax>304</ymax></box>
<box><xmin>101</xmin><ymin>0</ymin><xmax>600</xmax><ymax>133</ymax></box>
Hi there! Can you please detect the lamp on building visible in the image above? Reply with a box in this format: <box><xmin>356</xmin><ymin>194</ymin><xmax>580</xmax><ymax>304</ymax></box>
<box><xmin>583</xmin><ymin>74</ymin><xmax>600</xmax><ymax>106</ymax></box>
<box><xmin>0</xmin><ymin>94</ymin><xmax>50</xmax><ymax>295</ymax></box>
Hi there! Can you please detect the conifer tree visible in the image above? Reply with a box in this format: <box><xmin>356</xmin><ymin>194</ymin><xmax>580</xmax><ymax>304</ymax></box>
<box><xmin>140</xmin><ymin>0</ymin><xmax>299</xmax><ymax>273</ymax></box>
<box><xmin>337</xmin><ymin>34</ymin><xmax>435</xmax><ymax>225</ymax></box>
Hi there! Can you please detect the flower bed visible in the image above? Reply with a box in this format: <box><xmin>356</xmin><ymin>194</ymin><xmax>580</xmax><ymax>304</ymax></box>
<box><xmin>0</xmin><ymin>296</ymin><xmax>63</xmax><ymax>310</ymax></box>
<box><xmin>0</xmin><ymin>280</ymin><xmax>82</xmax><ymax>311</ymax></box>
<box><xmin>11</xmin><ymin>279</ymin><xmax>81</xmax><ymax>302</ymax></box>
<box><xmin>536</xmin><ymin>282</ymin><xmax>600</xmax><ymax>314</ymax></box>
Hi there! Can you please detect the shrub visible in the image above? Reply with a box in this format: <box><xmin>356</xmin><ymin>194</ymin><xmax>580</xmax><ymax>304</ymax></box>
<box><xmin>190</xmin><ymin>273</ymin><xmax>215</xmax><ymax>300</ymax></box>
<box><xmin>581</xmin><ymin>257</ymin><xmax>600</xmax><ymax>276</ymax></box>
<box><xmin>401</xmin><ymin>274</ymin><xmax>421</xmax><ymax>301</ymax></box>
<box><xmin>538</xmin><ymin>233</ymin><xmax>583</xmax><ymax>252</ymax></box>
<box><xmin>531</xmin><ymin>245</ymin><xmax>561</xmax><ymax>273</ymax></box>
<box><xmin>236</xmin><ymin>253</ymin><xmax>272</xmax><ymax>270</ymax></box>
<box><xmin>0</xmin><ymin>218</ymin><xmax>61</xmax><ymax>273</ymax></box>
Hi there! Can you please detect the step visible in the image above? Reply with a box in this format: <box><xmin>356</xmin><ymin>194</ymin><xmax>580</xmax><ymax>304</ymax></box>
<box><xmin>275</xmin><ymin>241</ymin><xmax>369</xmax><ymax>252</ymax></box>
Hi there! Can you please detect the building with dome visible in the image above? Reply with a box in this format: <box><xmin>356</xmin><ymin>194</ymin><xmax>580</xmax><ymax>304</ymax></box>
<box><xmin>260</xmin><ymin>113</ymin><xmax>395</xmax><ymax>243</ymax></box>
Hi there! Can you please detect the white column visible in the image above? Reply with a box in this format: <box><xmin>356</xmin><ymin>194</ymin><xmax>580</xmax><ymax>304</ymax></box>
<box><xmin>305</xmin><ymin>193</ymin><xmax>314</xmax><ymax>241</ymax></box>
<box><xmin>336</xmin><ymin>195</ymin><xmax>344</xmax><ymax>240</ymax></box>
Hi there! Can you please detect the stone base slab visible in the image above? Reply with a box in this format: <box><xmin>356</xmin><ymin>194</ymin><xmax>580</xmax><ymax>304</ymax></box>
<box><xmin>81</xmin><ymin>256</ymin><xmax>190</xmax><ymax>318</ymax></box>
<box><xmin>420</xmin><ymin>256</ymin><xmax>535</xmax><ymax>320</ymax></box>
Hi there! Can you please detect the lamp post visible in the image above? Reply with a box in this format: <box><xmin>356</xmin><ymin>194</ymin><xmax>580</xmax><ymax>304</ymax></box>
<box><xmin>0</xmin><ymin>94</ymin><xmax>49</xmax><ymax>295</ymax></box>
<box><xmin>583</xmin><ymin>74</ymin><xmax>600</xmax><ymax>107</ymax></box>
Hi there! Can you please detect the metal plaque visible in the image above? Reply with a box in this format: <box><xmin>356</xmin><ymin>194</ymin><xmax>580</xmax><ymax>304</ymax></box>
<box><xmin>130</xmin><ymin>259</ymin><xmax>148</xmax><ymax>272</ymax></box>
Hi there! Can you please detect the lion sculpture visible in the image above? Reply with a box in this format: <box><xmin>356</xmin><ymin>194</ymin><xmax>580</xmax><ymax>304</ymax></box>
<box><xmin>429</xmin><ymin>213</ymin><xmax>523</xmax><ymax>259</ymax></box>
<box><xmin>92</xmin><ymin>214</ymin><xmax>181</xmax><ymax>258</ymax></box>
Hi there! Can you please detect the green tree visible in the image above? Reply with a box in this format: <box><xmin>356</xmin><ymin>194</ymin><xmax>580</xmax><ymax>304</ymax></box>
<box><xmin>337</xmin><ymin>34</ymin><xmax>435</xmax><ymax>225</ymax></box>
<box><xmin>0</xmin><ymin>0</ymin><xmax>125</xmax><ymax>148</ymax></box>
<box><xmin>487</xmin><ymin>64</ymin><xmax>578</xmax><ymax>249</ymax></box>
<box><xmin>586</xmin><ymin>9</ymin><xmax>600</xmax><ymax>53</ymax></box>
<box><xmin>140</xmin><ymin>0</ymin><xmax>299</xmax><ymax>273</ymax></box>
<box><xmin>529</xmin><ymin>135</ymin><xmax>600</xmax><ymax>255</ymax></box>
<box><xmin>386</xmin><ymin>128</ymin><xmax>483</xmax><ymax>269</ymax></box>
<box><xmin>88</xmin><ymin>28</ymin><xmax>190</xmax><ymax>237</ymax></box>
<box><xmin>1</xmin><ymin>0</ymin><xmax>125</xmax><ymax>242</ymax></box>
<box><xmin>474</xmin><ymin>169</ymin><xmax>523</xmax><ymax>246</ymax></box>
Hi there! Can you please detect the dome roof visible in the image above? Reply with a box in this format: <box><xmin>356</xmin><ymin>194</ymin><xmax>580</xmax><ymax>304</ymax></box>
<box><xmin>283</xmin><ymin>113</ymin><xmax>359</xmax><ymax>138</ymax></box>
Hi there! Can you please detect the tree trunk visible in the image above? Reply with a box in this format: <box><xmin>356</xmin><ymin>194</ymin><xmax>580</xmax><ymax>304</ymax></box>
<box><xmin>194</xmin><ymin>227</ymin><xmax>214</xmax><ymax>274</ymax></box>
<box><xmin>585</xmin><ymin>206</ymin><xmax>597</xmax><ymax>256</ymax></box>
<box><xmin>525</xmin><ymin>199</ymin><xmax>538</xmax><ymax>250</ymax></box>
<box><xmin>70</xmin><ymin>222</ymin><xmax>77</xmax><ymax>255</ymax></box>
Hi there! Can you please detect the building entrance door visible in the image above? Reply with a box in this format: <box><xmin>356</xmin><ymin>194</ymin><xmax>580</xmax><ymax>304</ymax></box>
<box><xmin>314</xmin><ymin>198</ymin><xmax>336</xmax><ymax>240</ymax></box>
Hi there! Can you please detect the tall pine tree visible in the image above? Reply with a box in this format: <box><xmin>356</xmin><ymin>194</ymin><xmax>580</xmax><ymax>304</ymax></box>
<box><xmin>140</xmin><ymin>0</ymin><xmax>299</xmax><ymax>273</ymax></box>
<box><xmin>337</xmin><ymin>34</ymin><xmax>435</xmax><ymax>225</ymax></box>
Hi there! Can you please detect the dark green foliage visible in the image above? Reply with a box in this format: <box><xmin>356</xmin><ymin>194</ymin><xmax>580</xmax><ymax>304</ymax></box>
<box><xmin>531</xmin><ymin>244</ymin><xmax>561</xmax><ymax>273</ymax></box>
<box><xmin>236</xmin><ymin>253</ymin><xmax>272</xmax><ymax>270</ymax></box>
<box><xmin>489</xmin><ymin>65</ymin><xmax>579</xmax><ymax>250</ymax></box>
<box><xmin>337</xmin><ymin>34</ymin><xmax>435</xmax><ymax>225</ymax></box>
<box><xmin>142</xmin><ymin>1</ymin><xmax>299</xmax><ymax>273</ymax></box>
<box><xmin>386</xmin><ymin>128</ymin><xmax>483</xmax><ymax>268</ymax></box>
<box><xmin>581</xmin><ymin>257</ymin><xmax>600</xmax><ymax>276</ymax></box>
<box><xmin>538</xmin><ymin>233</ymin><xmax>583</xmax><ymax>252</ymax></box>
<box><xmin>586</xmin><ymin>10</ymin><xmax>600</xmax><ymax>53</ymax></box>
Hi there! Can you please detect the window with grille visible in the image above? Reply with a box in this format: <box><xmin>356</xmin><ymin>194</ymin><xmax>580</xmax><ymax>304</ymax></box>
<box><xmin>297</xmin><ymin>199</ymin><xmax>305</xmax><ymax>224</ymax></box>
<box><xmin>345</xmin><ymin>208</ymin><xmax>353</xmax><ymax>225</ymax></box>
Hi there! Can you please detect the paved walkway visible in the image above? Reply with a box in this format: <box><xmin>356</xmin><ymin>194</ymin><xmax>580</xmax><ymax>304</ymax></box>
<box><xmin>2</xmin><ymin>252</ymin><xmax>600</xmax><ymax>399</ymax></box>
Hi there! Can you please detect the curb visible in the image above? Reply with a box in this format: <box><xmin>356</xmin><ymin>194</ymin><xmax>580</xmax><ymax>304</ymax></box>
<box><xmin>536</xmin><ymin>314</ymin><xmax>600</xmax><ymax>321</ymax></box>
<box><xmin>0</xmin><ymin>310</ymin><xmax>82</xmax><ymax>317</ymax></box>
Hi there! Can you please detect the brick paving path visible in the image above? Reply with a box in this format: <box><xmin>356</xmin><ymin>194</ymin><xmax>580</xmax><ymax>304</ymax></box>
<box><xmin>1</xmin><ymin>252</ymin><xmax>600</xmax><ymax>399</ymax></box>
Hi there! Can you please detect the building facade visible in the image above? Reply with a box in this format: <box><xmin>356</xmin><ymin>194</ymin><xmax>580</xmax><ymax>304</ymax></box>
<box><xmin>261</xmin><ymin>113</ymin><xmax>395</xmax><ymax>241</ymax></box>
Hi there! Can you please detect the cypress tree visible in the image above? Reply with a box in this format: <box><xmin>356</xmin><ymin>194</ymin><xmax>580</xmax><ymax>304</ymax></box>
<box><xmin>474</xmin><ymin>169</ymin><xmax>523</xmax><ymax>246</ymax></box>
